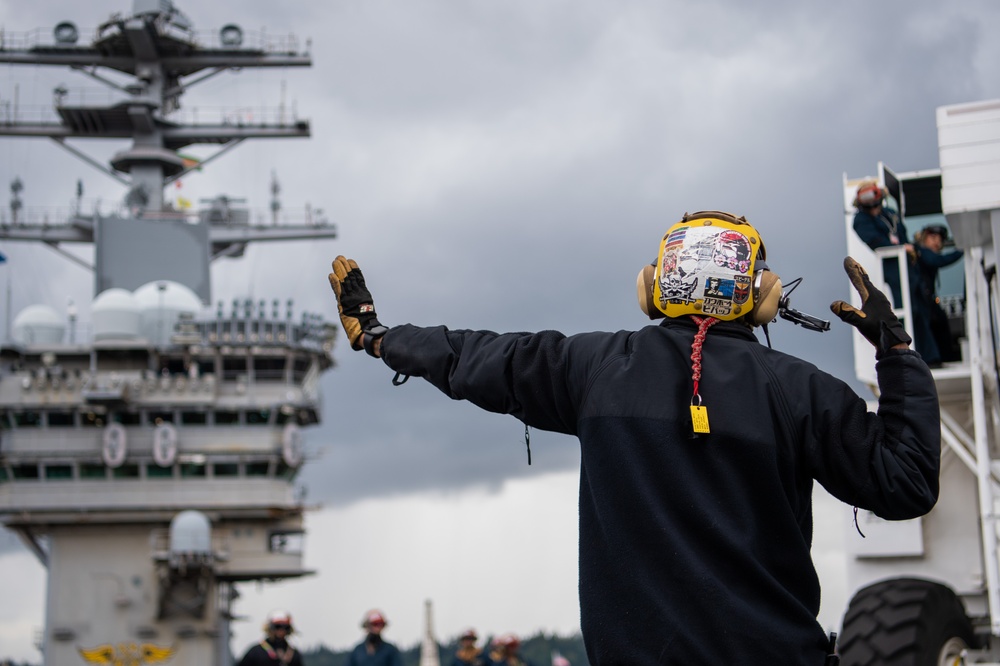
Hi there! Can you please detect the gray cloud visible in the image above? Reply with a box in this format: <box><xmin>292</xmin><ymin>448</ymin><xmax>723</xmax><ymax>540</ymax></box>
<box><xmin>4</xmin><ymin>1</ymin><xmax>999</xmax><ymax>511</ymax></box>
<box><xmin>2</xmin><ymin>0</ymin><xmax>999</xmax><ymax>659</ymax></box>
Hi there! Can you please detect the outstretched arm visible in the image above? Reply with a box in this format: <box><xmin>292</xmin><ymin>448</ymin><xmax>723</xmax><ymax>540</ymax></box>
<box><xmin>916</xmin><ymin>246</ymin><xmax>964</xmax><ymax>269</ymax></box>
<box><xmin>324</xmin><ymin>255</ymin><xmax>595</xmax><ymax>434</ymax></box>
<box><xmin>817</xmin><ymin>256</ymin><xmax>939</xmax><ymax>518</ymax></box>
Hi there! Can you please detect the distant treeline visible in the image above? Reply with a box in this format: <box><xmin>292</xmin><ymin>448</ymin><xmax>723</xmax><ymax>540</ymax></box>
<box><xmin>299</xmin><ymin>631</ymin><xmax>588</xmax><ymax>666</ymax></box>
<box><xmin>1</xmin><ymin>631</ymin><xmax>588</xmax><ymax>666</ymax></box>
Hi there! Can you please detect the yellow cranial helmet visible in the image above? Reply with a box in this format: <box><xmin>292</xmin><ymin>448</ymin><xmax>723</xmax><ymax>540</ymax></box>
<box><xmin>636</xmin><ymin>211</ymin><xmax>781</xmax><ymax>325</ymax></box>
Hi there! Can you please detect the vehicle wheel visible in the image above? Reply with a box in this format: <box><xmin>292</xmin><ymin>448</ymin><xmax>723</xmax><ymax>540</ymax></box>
<box><xmin>838</xmin><ymin>577</ymin><xmax>975</xmax><ymax>666</ymax></box>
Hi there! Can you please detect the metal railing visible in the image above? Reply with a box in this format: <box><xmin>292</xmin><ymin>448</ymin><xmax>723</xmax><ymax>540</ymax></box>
<box><xmin>0</xmin><ymin>25</ymin><xmax>306</xmax><ymax>56</ymax></box>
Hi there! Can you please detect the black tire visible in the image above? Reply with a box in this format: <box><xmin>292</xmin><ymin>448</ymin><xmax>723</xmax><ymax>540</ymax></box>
<box><xmin>838</xmin><ymin>577</ymin><xmax>975</xmax><ymax>666</ymax></box>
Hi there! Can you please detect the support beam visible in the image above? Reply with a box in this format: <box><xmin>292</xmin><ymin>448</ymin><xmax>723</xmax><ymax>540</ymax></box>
<box><xmin>967</xmin><ymin>244</ymin><xmax>1000</xmax><ymax>636</ymax></box>
<box><xmin>43</xmin><ymin>241</ymin><xmax>94</xmax><ymax>272</ymax></box>
<box><xmin>14</xmin><ymin>527</ymin><xmax>49</xmax><ymax>568</ymax></box>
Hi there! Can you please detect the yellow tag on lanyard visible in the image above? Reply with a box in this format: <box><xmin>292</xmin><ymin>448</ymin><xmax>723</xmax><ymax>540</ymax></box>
<box><xmin>690</xmin><ymin>404</ymin><xmax>710</xmax><ymax>434</ymax></box>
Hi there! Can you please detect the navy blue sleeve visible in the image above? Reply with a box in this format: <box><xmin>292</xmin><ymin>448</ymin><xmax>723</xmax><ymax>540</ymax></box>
<box><xmin>380</xmin><ymin>324</ymin><xmax>623</xmax><ymax>436</ymax></box>
<box><xmin>802</xmin><ymin>349</ymin><xmax>940</xmax><ymax>519</ymax></box>
<box><xmin>916</xmin><ymin>247</ymin><xmax>964</xmax><ymax>269</ymax></box>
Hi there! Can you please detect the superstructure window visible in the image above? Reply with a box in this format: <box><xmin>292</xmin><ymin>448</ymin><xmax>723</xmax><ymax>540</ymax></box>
<box><xmin>214</xmin><ymin>410</ymin><xmax>240</xmax><ymax>425</ymax></box>
<box><xmin>223</xmin><ymin>357</ymin><xmax>247</xmax><ymax>381</ymax></box>
<box><xmin>180</xmin><ymin>463</ymin><xmax>206</xmax><ymax>478</ymax></box>
<box><xmin>162</xmin><ymin>358</ymin><xmax>187</xmax><ymax>375</ymax></box>
<box><xmin>269</xmin><ymin>531</ymin><xmax>304</xmax><ymax>555</ymax></box>
<box><xmin>292</xmin><ymin>357</ymin><xmax>311</xmax><ymax>383</ymax></box>
<box><xmin>213</xmin><ymin>462</ymin><xmax>239</xmax><ymax>477</ymax></box>
<box><xmin>112</xmin><ymin>411</ymin><xmax>141</xmax><ymax>426</ymax></box>
<box><xmin>190</xmin><ymin>359</ymin><xmax>213</xmax><ymax>376</ymax></box>
<box><xmin>14</xmin><ymin>412</ymin><xmax>41</xmax><ymax>428</ymax></box>
<box><xmin>246</xmin><ymin>409</ymin><xmax>270</xmax><ymax>425</ymax></box>
<box><xmin>45</xmin><ymin>464</ymin><xmax>73</xmax><ymax>480</ymax></box>
<box><xmin>96</xmin><ymin>348</ymin><xmax>148</xmax><ymax>369</ymax></box>
<box><xmin>80</xmin><ymin>463</ymin><xmax>106</xmax><ymax>479</ymax></box>
<box><xmin>47</xmin><ymin>411</ymin><xmax>75</xmax><ymax>427</ymax></box>
<box><xmin>112</xmin><ymin>464</ymin><xmax>140</xmax><ymax>479</ymax></box>
<box><xmin>148</xmin><ymin>410</ymin><xmax>174</xmax><ymax>424</ymax></box>
<box><xmin>245</xmin><ymin>461</ymin><xmax>270</xmax><ymax>477</ymax></box>
<box><xmin>146</xmin><ymin>464</ymin><xmax>174</xmax><ymax>479</ymax></box>
<box><xmin>252</xmin><ymin>357</ymin><xmax>285</xmax><ymax>380</ymax></box>
<box><xmin>11</xmin><ymin>464</ymin><xmax>39</xmax><ymax>479</ymax></box>
<box><xmin>181</xmin><ymin>411</ymin><xmax>208</xmax><ymax>425</ymax></box>
<box><xmin>82</xmin><ymin>412</ymin><xmax>106</xmax><ymax>427</ymax></box>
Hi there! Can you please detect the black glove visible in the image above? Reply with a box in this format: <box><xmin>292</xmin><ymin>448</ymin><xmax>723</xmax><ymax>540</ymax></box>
<box><xmin>830</xmin><ymin>256</ymin><xmax>911</xmax><ymax>358</ymax></box>
<box><xmin>328</xmin><ymin>256</ymin><xmax>388</xmax><ymax>356</ymax></box>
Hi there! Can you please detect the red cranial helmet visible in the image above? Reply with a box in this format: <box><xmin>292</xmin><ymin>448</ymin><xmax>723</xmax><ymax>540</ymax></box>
<box><xmin>854</xmin><ymin>180</ymin><xmax>886</xmax><ymax>208</ymax></box>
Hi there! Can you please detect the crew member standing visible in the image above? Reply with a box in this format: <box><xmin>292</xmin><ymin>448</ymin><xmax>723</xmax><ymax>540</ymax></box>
<box><xmin>347</xmin><ymin>610</ymin><xmax>404</xmax><ymax>666</ymax></box>
<box><xmin>483</xmin><ymin>633</ymin><xmax>533</xmax><ymax>666</ymax></box>
<box><xmin>912</xmin><ymin>224</ymin><xmax>964</xmax><ymax>366</ymax></box>
<box><xmin>238</xmin><ymin>610</ymin><xmax>303</xmax><ymax>666</ymax></box>
<box><xmin>852</xmin><ymin>180</ymin><xmax>912</xmax><ymax>307</ymax></box>
<box><xmin>451</xmin><ymin>628</ymin><xmax>484</xmax><ymax>666</ymax></box>
<box><xmin>328</xmin><ymin>210</ymin><xmax>940</xmax><ymax>664</ymax></box>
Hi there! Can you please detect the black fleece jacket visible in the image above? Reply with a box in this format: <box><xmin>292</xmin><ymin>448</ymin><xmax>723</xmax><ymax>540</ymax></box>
<box><xmin>380</xmin><ymin>317</ymin><xmax>940</xmax><ymax>665</ymax></box>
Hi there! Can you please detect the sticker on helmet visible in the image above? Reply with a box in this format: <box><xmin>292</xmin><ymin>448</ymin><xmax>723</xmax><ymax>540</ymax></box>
<box><xmin>704</xmin><ymin>277</ymin><xmax>734</xmax><ymax>299</ymax></box>
<box><xmin>702</xmin><ymin>298</ymin><xmax>733</xmax><ymax>316</ymax></box>
<box><xmin>713</xmin><ymin>230</ymin><xmax>752</xmax><ymax>273</ymax></box>
<box><xmin>733</xmin><ymin>276</ymin><xmax>751</xmax><ymax>305</ymax></box>
<box><xmin>658</xmin><ymin>225</ymin><xmax>754</xmax><ymax>312</ymax></box>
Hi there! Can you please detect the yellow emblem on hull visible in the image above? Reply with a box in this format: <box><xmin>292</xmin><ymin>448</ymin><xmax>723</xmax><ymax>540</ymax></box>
<box><xmin>78</xmin><ymin>642</ymin><xmax>176</xmax><ymax>665</ymax></box>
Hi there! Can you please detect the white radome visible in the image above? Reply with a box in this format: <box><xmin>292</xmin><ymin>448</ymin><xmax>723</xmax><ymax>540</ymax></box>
<box><xmin>134</xmin><ymin>280</ymin><xmax>204</xmax><ymax>345</ymax></box>
<box><xmin>92</xmin><ymin>288</ymin><xmax>142</xmax><ymax>340</ymax></box>
<box><xmin>12</xmin><ymin>304</ymin><xmax>65</xmax><ymax>345</ymax></box>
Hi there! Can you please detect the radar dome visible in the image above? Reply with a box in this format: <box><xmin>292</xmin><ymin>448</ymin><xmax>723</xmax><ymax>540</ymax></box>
<box><xmin>12</xmin><ymin>304</ymin><xmax>65</xmax><ymax>345</ymax></box>
<box><xmin>169</xmin><ymin>510</ymin><xmax>212</xmax><ymax>554</ymax></box>
<box><xmin>134</xmin><ymin>280</ymin><xmax>203</xmax><ymax>345</ymax></box>
<box><xmin>92</xmin><ymin>288</ymin><xmax>141</xmax><ymax>340</ymax></box>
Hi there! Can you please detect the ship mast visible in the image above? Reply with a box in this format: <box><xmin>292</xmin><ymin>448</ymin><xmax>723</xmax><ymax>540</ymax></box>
<box><xmin>0</xmin><ymin>0</ymin><xmax>336</xmax><ymax>303</ymax></box>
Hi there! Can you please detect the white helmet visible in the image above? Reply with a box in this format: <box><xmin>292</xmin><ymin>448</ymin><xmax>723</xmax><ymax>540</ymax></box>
<box><xmin>266</xmin><ymin>610</ymin><xmax>294</xmax><ymax>633</ymax></box>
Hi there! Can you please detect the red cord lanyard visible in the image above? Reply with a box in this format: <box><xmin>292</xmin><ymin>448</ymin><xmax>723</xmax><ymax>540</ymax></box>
<box><xmin>689</xmin><ymin>315</ymin><xmax>718</xmax><ymax>434</ymax></box>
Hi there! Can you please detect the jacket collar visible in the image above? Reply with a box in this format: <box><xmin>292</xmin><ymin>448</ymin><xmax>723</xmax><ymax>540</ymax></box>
<box><xmin>660</xmin><ymin>316</ymin><xmax>759</xmax><ymax>342</ymax></box>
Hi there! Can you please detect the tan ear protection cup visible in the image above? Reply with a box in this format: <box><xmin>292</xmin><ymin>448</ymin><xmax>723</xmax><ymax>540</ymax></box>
<box><xmin>753</xmin><ymin>271</ymin><xmax>782</xmax><ymax>325</ymax></box>
<box><xmin>637</xmin><ymin>264</ymin><xmax>663</xmax><ymax>319</ymax></box>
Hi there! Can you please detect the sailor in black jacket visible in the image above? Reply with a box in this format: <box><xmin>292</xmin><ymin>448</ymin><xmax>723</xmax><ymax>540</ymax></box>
<box><xmin>327</xmin><ymin>211</ymin><xmax>940</xmax><ymax>665</ymax></box>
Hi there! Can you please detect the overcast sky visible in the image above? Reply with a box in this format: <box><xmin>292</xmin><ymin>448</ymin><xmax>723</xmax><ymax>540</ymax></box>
<box><xmin>1</xmin><ymin>0</ymin><xmax>999</xmax><ymax>662</ymax></box>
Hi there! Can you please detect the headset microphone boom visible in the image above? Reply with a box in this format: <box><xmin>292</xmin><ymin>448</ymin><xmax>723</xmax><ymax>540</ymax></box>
<box><xmin>776</xmin><ymin>277</ymin><xmax>831</xmax><ymax>332</ymax></box>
